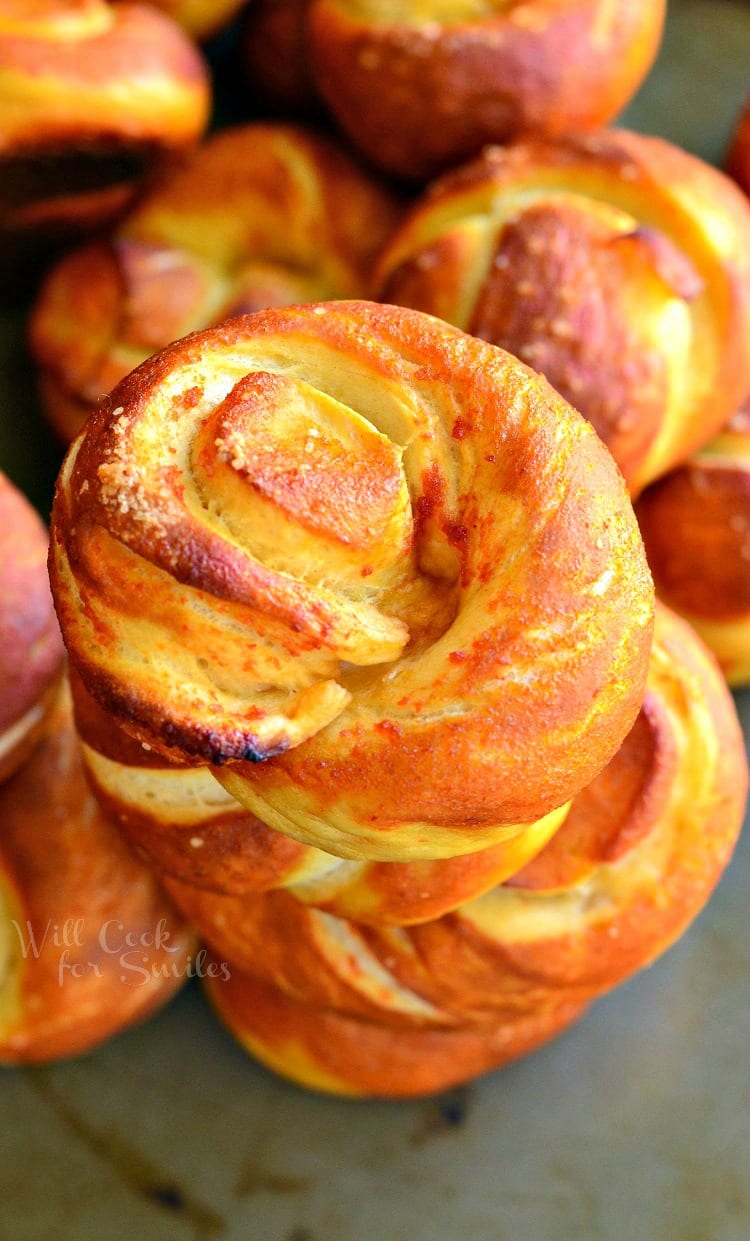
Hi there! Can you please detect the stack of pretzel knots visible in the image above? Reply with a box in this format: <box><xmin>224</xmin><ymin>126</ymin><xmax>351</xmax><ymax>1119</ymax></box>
<box><xmin>0</xmin><ymin>0</ymin><xmax>748</xmax><ymax>1095</ymax></box>
<box><xmin>48</xmin><ymin>301</ymin><xmax>748</xmax><ymax>1096</ymax></box>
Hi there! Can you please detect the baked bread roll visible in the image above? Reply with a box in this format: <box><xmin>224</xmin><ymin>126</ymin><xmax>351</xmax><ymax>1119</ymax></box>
<box><xmin>307</xmin><ymin>0</ymin><xmax>666</xmax><ymax>180</ymax></box>
<box><xmin>0</xmin><ymin>0</ymin><xmax>210</xmax><ymax>238</ymax></box>
<box><xmin>0</xmin><ymin>681</ymin><xmax>195</xmax><ymax>1064</ymax></box>
<box><xmin>73</xmin><ymin>671</ymin><xmax>569</xmax><ymax>924</ymax></box>
<box><xmin>636</xmin><ymin>404</ymin><xmax>750</xmax><ymax>687</ymax></box>
<box><xmin>50</xmin><ymin>301</ymin><xmax>654</xmax><ymax>860</ymax></box>
<box><xmin>373</xmin><ymin>130</ymin><xmax>750</xmax><ymax>497</ymax></box>
<box><xmin>201</xmin><ymin>604</ymin><xmax>748</xmax><ymax>1096</ymax></box>
<box><xmin>0</xmin><ymin>472</ymin><xmax>65</xmax><ymax>784</ymax></box>
<box><xmin>29</xmin><ymin>122</ymin><xmax>401</xmax><ymax>441</ymax></box>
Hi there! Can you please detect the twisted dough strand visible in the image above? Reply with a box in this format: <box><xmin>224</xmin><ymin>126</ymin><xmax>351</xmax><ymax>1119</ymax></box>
<box><xmin>200</xmin><ymin>605</ymin><xmax>748</xmax><ymax>1096</ymax></box>
<box><xmin>73</xmin><ymin>670</ymin><xmax>569</xmax><ymax>924</ymax></box>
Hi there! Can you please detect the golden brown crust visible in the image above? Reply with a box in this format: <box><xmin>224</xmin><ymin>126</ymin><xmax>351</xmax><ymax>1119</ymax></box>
<box><xmin>50</xmin><ymin>300</ymin><xmax>653</xmax><ymax>859</ymax></box>
<box><xmin>0</xmin><ymin>472</ymin><xmax>65</xmax><ymax>784</ymax></box>
<box><xmin>29</xmin><ymin>122</ymin><xmax>402</xmax><ymax>442</ymax></box>
<box><xmin>177</xmin><ymin>605</ymin><xmax>749</xmax><ymax>1012</ymax></box>
<box><xmin>95</xmin><ymin>749</ymin><xmax>568</xmax><ymax>920</ymax></box>
<box><xmin>203</xmin><ymin>970</ymin><xmax>588</xmax><ymax>1097</ymax></box>
<box><xmin>635</xmin><ymin>405</ymin><xmax>750</xmax><ymax>685</ymax></box>
<box><xmin>197</xmin><ymin>604</ymin><xmax>748</xmax><ymax>1095</ymax></box>
<box><xmin>0</xmin><ymin>681</ymin><xmax>195</xmax><ymax>1064</ymax></box>
<box><xmin>308</xmin><ymin>0</ymin><xmax>666</xmax><ymax>180</ymax></box>
<box><xmin>374</xmin><ymin>130</ymin><xmax>750</xmax><ymax>496</ymax></box>
<box><xmin>74</xmin><ymin>668</ymin><xmax>569</xmax><ymax>921</ymax></box>
<box><xmin>0</xmin><ymin>0</ymin><xmax>210</xmax><ymax>235</ymax></box>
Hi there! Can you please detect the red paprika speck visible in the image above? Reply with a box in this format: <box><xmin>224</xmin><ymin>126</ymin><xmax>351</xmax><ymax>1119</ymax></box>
<box><xmin>452</xmin><ymin>416</ymin><xmax>470</xmax><ymax>440</ymax></box>
<box><xmin>414</xmin><ymin>464</ymin><xmax>444</xmax><ymax>539</ymax></box>
<box><xmin>182</xmin><ymin>386</ymin><xmax>204</xmax><ymax>408</ymax></box>
<box><xmin>445</xmin><ymin>520</ymin><xmax>471</xmax><ymax>585</ymax></box>
<box><xmin>445</xmin><ymin>522</ymin><xmax>468</xmax><ymax>550</ymax></box>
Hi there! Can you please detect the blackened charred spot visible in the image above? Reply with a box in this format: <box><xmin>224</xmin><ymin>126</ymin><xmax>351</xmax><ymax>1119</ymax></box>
<box><xmin>208</xmin><ymin>736</ymin><xmax>291</xmax><ymax>765</ymax></box>
<box><xmin>239</xmin><ymin>744</ymin><xmax>267</xmax><ymax>764</ymax></box>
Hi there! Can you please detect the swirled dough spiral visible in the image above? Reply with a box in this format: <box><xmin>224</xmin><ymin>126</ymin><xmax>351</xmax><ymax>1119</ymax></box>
<box><xmin>50</xmin><ymin>301</ymin><xmax>654</xmax><ymax>860</ymax></box>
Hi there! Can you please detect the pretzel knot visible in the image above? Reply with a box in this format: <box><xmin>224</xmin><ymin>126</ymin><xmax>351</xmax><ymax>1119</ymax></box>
<box><xmin>29</xmin><ymin>121</ymin><xmax>401</xmax><ymax>441</ymax></box>
<box><xmin>0</xmin><ymin>0</ymin><xmax>210</xmax><ymax>238</ymax></box>
<box><xmin>306</xmin><ymin>0</ymin><xmax>666</xmax><ymax>180</ymax></box>
<box><xmin>51</xmin><ymin>301</ymin><xmax>654</xmax><ymax>860</ymax></box>
<box><xmin>374</xmin><ymin>131</ymin><xmax>750</xmax><ymax>497</ymax></box>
